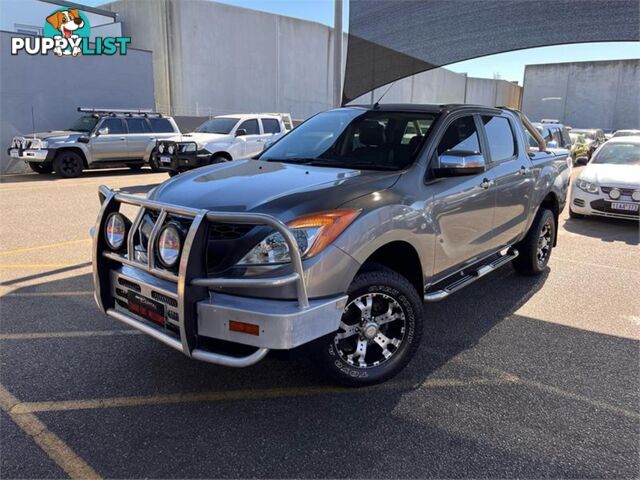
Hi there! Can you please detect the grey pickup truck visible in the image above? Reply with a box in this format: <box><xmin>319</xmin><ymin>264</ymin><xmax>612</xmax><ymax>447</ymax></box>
<box><xmin>93</xmin><ymin>104</ymin><xmax>570</xmax><ymax>386</ymax></box>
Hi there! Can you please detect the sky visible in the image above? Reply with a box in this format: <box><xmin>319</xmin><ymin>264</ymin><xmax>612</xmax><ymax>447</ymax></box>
<box><xmin>84</xmin><ymin>0</ymin><xmax>639</xmax><ymax>84</ymax></box>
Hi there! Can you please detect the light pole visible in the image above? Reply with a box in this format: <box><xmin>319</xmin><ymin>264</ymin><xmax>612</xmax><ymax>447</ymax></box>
<box><xmin>333</xmin><ymin>0</ymin><xmax>343</xmax><ymax>107</ymax></box>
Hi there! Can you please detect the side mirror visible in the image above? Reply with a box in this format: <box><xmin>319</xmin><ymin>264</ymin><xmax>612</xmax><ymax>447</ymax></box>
<box><xmin>235</xmin><ymin>128</ymin><xmax>247</xmax><ymax>137</ymax></box>
<box><xmin>576</xmin><ymin>156</ymin><xmax>588</xmax><ymax>166</ymax></box>
<box><xmin>433</xmin><ymin>151</ymin><xmax>485</xmax><ymax>177</ymax></box>
<box><xmin>78</xmin><ymin>136</ymin><xmax>90</xmax><ymax>144</ymax></box>
<box><xmin>96</xmin><ymin>127</ymin><xmax>109</xmax><ymax>136</ymax></box>
<box><xmin>547</xmin><ymin>140</ymin><xmax>559</xmax><ymax>149</ymax></box>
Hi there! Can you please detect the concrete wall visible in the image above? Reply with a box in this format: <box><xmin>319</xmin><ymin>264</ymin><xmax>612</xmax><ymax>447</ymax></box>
<box><xmin>350</xmin><ymin>69</ymin><xmax>521</xmax><ymax>109</ymax></box>
<box><xmin>0</xmin><ymin>31</ymin><xmax>154</xmax><ymax>174</ymax></box>
<box><xmin>522</xmin><ymin>60</ymin><xmax>640</xmax><ymax>130</ymax></box>
<box><xmin>104</xmin><ymin>0</ymin><xmax>343</xmax><ymax>120</ymax></box>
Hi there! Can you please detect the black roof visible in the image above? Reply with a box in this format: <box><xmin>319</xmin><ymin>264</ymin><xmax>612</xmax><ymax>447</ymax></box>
<box><xmin>347</xmin><ymin>103</ymin><xmax>504</xmax><ymax>114</ymax></box>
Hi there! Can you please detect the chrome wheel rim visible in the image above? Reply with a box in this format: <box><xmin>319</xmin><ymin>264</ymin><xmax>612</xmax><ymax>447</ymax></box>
<box><xmin>537</xmin><ymin>220</ymin><xmax>552</xmax><ymax>266</ymax></box>
<box><xmin>334</xmin><ymin>292</ymin><xmax>406</xmax><ymax>369</ymax></box>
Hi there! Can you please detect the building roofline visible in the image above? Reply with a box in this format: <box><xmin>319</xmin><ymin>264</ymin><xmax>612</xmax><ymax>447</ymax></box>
<box><xmin>40</xmin><ymin>0</ymin><xmax>118</xmax><ymax>20</ymax></box>
<box><xmin>525</xmin><ymin>58</ymin><xmax>640</xmax><ymax>69</ymax></box>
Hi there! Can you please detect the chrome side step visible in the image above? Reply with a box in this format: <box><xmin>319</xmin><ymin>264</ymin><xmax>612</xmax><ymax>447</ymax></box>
<box><xmin>423</xmin><ymin>249</ymin><xmax>519</xmax><ymax>302</ymax></box>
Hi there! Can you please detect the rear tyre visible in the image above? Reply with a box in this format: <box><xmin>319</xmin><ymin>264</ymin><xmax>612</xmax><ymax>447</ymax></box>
<box><xmin>568</xmin><ymin>208</ymin><xmax>584</xmax><ymax>219</ymax></box>
<box><xmin>318</xmin><ymin>266</ymin><xmax>424</xmax><ymax>387</ymax></box>
<box><xmin>512</xmin><ymin>208</ymin><xmax>555</xmax><ymax>275</ymax></box>
<box><xmin>168</xmin><ymin>170</ymin><xmax>179</xmax><ymax>177</ymax></box>
<box><xmin>28</xmin><ymin>162</ymin><xmax>53</xmax><ymax>174</ymax></box>
<box><xmin>129</xmin><ymin>164</ymin><xmax>143</xmax><ymax>171</ymax></box>
<box><xmin>53</xmin><ymin>151</ymin><xmax>83</xmax><ymax>178</ymax></box>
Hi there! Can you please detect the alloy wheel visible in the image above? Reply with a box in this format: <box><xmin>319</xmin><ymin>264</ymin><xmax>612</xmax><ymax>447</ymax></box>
<box><xmin>537</xmin><ymin>220</ymin><xmax>552</xmax><ymax>266</ymax></box>
<box><xmin>333</xmin><ymin>292</ymin><xmax>407</xmax><ymax>368</ymax></box>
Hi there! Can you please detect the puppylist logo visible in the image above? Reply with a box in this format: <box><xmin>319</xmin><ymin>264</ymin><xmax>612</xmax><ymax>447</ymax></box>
<box><xmin>11</xmin><ymin>8</ymin><xmax>131</xmax><ymax>57</ymax></box>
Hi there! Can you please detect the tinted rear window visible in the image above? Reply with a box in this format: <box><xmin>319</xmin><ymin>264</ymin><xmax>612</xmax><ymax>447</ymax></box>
<box><xmin>149</xmin><ymin>118</ymin><xmax>174</xmax><ymax>133</ymax></box>
<box><xmin>262</xmin><ymin>118</ymin><xmax>281</xmax><ymax>134</ymax></box>
<box><xmin>125</xmin><ymin>118</ymin><xmax>150</xmax><ymax>134</ymax></box>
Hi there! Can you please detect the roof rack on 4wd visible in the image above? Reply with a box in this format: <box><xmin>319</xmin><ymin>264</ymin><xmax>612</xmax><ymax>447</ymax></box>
<box><xmin>77</xmin><ymin>107</ymin><xmax>165</xmax><ymax>117</ymax></box>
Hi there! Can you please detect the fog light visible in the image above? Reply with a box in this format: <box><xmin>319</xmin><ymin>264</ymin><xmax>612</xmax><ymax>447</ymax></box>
<box><xmin>104</xmin><ymin>212</ymin><xmax>127</xmax><ymax>250</ymax></box>
<box><xmin>157</xmin><ymin>225</ymin><xmax>181</xmax><ymax>268</ymax></box>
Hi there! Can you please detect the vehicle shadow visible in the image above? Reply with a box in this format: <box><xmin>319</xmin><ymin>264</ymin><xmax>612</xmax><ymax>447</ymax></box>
<box><xmin>0</xmin><ymin>167</ymin><xmax>161</xmax><ymax>185</ymax></box>
<box><xmin>2</xmin><ymin>266</ymin><xmax>638</xmax><ymax>477</ymax></box>
<box><xmin>562</xmin><ymin>215</ymin><xmax>639</xmax><ymax>245</ymax></box>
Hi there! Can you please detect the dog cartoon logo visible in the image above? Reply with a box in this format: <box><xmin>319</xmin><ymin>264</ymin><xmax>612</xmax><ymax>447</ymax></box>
<box><xmin>44</xmin><ymin>8</ymin><xmax>90</xmax><ymax>56</ymax></box>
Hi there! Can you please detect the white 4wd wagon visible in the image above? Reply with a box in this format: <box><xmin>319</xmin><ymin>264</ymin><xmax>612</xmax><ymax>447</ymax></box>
<box><xmin>152</xmin><ymin>113</ymin><xmax>292</xmax><ymax>176</ymax></box>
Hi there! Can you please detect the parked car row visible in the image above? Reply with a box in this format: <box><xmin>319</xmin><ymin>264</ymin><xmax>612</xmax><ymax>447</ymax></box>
<box><xmin>569</xmin><ymin>136</ymin><xmax>640</xmax><ymax>221</ymax></box>
<box><xmin>8</xmin><ymin>108</ymin><xmax>292</xmax><ymax>178</ymax></box>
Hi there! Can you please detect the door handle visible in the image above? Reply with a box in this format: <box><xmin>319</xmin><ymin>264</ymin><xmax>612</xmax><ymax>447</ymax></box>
<box><xmin>256</xmin><ymin>139</ymin><xmax>264</xmax><ymax>143</ymax></box>
<box><xmin>480</xmin><ymin>178</ymin><xmax>492</xmax><ymax>189</ymax></box>
<box><xmin>119</xmin><ymin>137</ymin><xmax>126</xmax><ymax>141</ymax></box>
<box><xmin>520</xmin><ymin>165</ymin><xmax>531</xmax><ymax>175</ymax></box>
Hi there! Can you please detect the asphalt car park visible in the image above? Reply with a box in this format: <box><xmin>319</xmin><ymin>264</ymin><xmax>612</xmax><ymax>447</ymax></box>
<box><xmin>0</xmin><ymin>167</ymin><xmax>638</xmax><ymax>479</ymax></box>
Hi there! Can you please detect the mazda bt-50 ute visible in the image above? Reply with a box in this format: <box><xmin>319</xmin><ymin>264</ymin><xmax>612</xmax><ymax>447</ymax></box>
<box><xmin>92</xmin><ymin>104</ymin><xmax>570</xmax><ymax>386</ymax></box>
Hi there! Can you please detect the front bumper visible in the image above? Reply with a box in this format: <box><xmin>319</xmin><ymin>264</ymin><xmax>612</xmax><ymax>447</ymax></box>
<box><xmin>570</xmin><ymin>185</ymin><xmax>639</xmax><ymax>220</ymax></box>
<box><xmin>8</xmin><ymin>147</ymin><xmax>52</xmax><ymax>162</ymax></box>
<box><xmin>93</xmin><ymin>186</ymin><xmax>348</xmax><ymax>367</ymax></box>
<box><xmin>154</xmin><ymin>140</ymin><xmax>211</xmax><ymax>172</ymax></box>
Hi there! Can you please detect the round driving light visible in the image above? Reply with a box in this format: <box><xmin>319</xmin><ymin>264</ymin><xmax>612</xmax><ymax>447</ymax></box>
<box><xmin>158</xmin><ymin>143</ymin><xmax>164</xmax><ymax>153</ymax></box>
<box><xmin>609</xmin><ymin>188</ymin><xmax>621</xmax><ymax>200</ymax></box>
<box><xmin>104</xmin><ymin>212</ymin><xmax>127</xmax><ymax>250</ymax></box>
<box><xmin>167</xmin><ymin>145</ymin><xmax>175</xmax><ymax>154</ymax></box>
<box><xmin>632</xmin><ymin>190</ymin><xmax>640</xmax><ymax>202</ymax></box>
<box><xmin>157</xmin><ymin>225</ymin><xmax>181</xmax><ymax>267</ymax></box>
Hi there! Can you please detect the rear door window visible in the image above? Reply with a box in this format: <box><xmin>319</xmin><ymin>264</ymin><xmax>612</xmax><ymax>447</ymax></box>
<box><xmin>261</xmin><ymin>118</ymin><xmax>281</xmax><ymax>134</ymax></box>
<box><xmin>125</xmin><ymin>118</ymin><xmax>151</xmax><ymax>134</ymax></box>
<box><xmin>481</xmin><ymin>115</ymin><xmax>516</xmax><ymax>162</ymax></box>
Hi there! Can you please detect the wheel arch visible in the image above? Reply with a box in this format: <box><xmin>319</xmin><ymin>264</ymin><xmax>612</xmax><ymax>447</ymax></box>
<box><xmin>53</xmin><ymin>147</ymin><xmax>89</xmax><ymax>168</ymax></box>
<box><xmin>210</xmin><ymin>151</ymin><xmax>232</xmax><ymax>162</ymax></box>
<box><xmin>358</xmin><ymin>241</ymin><xmax>424</xmax><ymax>296</ymax></box>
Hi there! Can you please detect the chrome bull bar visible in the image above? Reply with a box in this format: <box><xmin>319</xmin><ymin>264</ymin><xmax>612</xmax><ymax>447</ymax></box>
<box><xmin>93</xmin><ymin>185</ymin><xmax>310</xmax><ymax>367</ymax></box>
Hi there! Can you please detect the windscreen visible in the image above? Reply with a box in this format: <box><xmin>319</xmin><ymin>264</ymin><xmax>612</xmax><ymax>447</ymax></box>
<box><xmin>195</xmin><ymin>118</ymin><xmax>239</xmax><ymax>134</ymax></box>
<box><xmin>260</xmin><ymin>109</ymin><xmax>437</xmax><ymax>171</ymax></box>
<box><xmin>69</xmin><ymin>116</ymin><xmax>98</xmax><ymax>132</ymax></box>
<box><xmin>592</xmin><ymin>143</ymin><xmax>640</xmax><ymax>165</ymax></box>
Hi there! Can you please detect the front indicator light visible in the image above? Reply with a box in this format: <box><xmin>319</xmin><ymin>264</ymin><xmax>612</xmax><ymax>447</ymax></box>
<box><xmin>104</xmin><ymin>212</ymin><xmax>128</xmax><ymax>250</ymax></box>
<box><xmin>229</xmin><ymin>320</ymin><xmax>260</xmax><ymax>336</ymax></box>
<box><xmin>157</xmin><ymin>225</ymin><xmax>182</xmax><ymax>268</ymax></box>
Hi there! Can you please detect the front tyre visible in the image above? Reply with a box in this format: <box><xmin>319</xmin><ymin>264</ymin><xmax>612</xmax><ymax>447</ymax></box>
<box><xmin>53</xmin><ymin>151</ymin><xmax>84</xmax><ymax>178</ymax></box>
<box><xmin>318</xmin><ymin>267</ymin><xmax>423</xmax><ymax>387</ymax></box>
<box><xmin>512</xmin><ymin>208</ymin><xmax>556</xmax><ymax>275</ymax></box>
<box><xmin>28</xmin><ymin>162</ymin><xmax>53</xmax><ymax>174</ymax></box>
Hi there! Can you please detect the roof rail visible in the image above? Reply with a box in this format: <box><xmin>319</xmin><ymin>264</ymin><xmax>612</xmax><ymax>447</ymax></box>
<box><xmin>77</xmin><ymin>107</ymin><xmax>163</xmax><ymax>117</ymax></box>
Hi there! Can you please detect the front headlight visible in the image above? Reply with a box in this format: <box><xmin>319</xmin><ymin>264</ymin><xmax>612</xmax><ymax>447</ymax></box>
<box><xmin>104</xmin><ymin>212</ymin><xmax>128</xmax><ymax>250</ymax></box>
<box><xmin>237</xmin><ymin>209</ymin><xmax>361</xmax><ymax>265</ymax></box>
<box><xmin>182</xmin><ymin>143</ymin><xmax>197</xmax><ymax>153</ymax></box>
<box><xmin>31</xmin><ymin>139</ymin><xmax>48</xmax><ymax>149</ymax></box>
<box><xmin>157</xmin><ymin>224</ymin><xmax>182</xmax><ymax>268</ymax></box>
<box><xmin>576</xmin><ymin>178</ymin><xmax>599</xmax><ymax>194</ymax></box>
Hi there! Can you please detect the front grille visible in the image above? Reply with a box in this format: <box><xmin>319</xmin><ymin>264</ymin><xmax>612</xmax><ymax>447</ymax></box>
<box><xmin>118</xmin><ymin>278</ymin><xmax>141</xmax><ymax>292</ymax></box>
<box><xmin>209</xmin><ymin>223</ymin><xmax>254</xmax><ymax>240</ymax></box>
<box><xmin>115</xmin><ymin>287</ymin><xmax>129</xmax><ymax>298</ymax></box>
<box><xmin>151</xmin><ymin>291</ymin><xmax>178</xmax><ymax>307</ymax></box>
<box><xmin>600</xmin><ymin>186</ymin><xmax>636</xmax><ymax>197</ymax></box>
<box><xmin>116</xmin><ymin>298</ymin><xmax>129</xmax><ymax>309</ymax></box>
<box><xmin>167</xmin><ymin>310</ymin><xmax>179</xmax><ymax>321</ymax></box>
<box><xmin>573</xmin><ymin>198</ymin><xmax>585</xmax><ymax>207</ymax></box>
